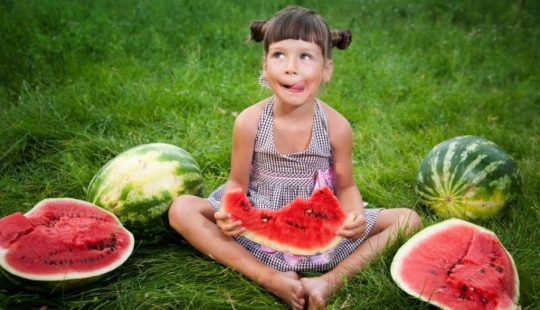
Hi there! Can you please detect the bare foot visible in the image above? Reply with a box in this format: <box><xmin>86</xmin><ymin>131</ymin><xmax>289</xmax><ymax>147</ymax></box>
<box><xmin>301</xmin><ymin>276</ymin><xmax>338</xmax><ymax>310</ymax></box>
<box><xmin>262</xmin><ymin>271</ymin><xmax>305</xmax><ymax>310</ymax></box>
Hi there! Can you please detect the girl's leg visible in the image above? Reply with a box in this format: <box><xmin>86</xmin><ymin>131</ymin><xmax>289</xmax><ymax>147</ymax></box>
<box><xmin>168</xmin><ymin>195</ymin><xmax>306</xmax><ymax>310</ymax></box>
<box><xmin>300</xmin><ymin>208</ymin><xmax>422</xmax><ymax>310</ymax></box>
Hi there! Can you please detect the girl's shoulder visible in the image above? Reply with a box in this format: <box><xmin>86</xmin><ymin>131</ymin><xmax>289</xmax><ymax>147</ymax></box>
<box><xmin>318</xmin><ymin>99</ymin><xmax>352</xmax><ymax>136</ymax></box>
<box><xmin>233</xmin><ymin>98</ymin><xmax>270</xmax><ymax>132</ymax></box>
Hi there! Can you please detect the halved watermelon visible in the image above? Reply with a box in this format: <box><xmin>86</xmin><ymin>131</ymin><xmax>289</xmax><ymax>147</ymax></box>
<box><xmin>390</xmin><ymin>219</ymin><xmax>519</xmax><ymax>310</ymax></box>
<box><xmin>221</xmin><ymin>186</ymin><xmax>354</xmax><ymax>255</ymax></box>
<box><xmin>0</xmin><ymin>198</ymin><xmax>134</xmax><ymax>293</ymax></box>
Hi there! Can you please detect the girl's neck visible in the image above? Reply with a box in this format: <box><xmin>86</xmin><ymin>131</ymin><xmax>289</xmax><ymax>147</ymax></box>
<box><xmin>271</xmin><ymin>96</ymin><xmax>317</xmax><ymax>155</ymax></box>
<box><xmin>272</xmin><ymin>96</ymin><xmax>316</xmax><ymax>120</ymax></box>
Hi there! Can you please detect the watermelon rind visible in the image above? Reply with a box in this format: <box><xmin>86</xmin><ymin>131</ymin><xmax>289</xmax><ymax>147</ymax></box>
<box><xmin>0</xmin><ymin>198</ymin><xmax>135</xmax><ymax>293</ymax></box>
<box><xmin>0</xmin><ymin>266</ymin><xmax>104</xmax><ymax>294</ymax></box>
<box><xmin>415</xmin><ymin>135</ymin><xmax>521</xmax><ymax>219</ymax></box>
<box><xmin>390</xmin><ymin>219</ymin><xmax>520</xmax><ymax>310</ymax></box>
<box><xmin>86</xmin><ymin>143</ymin><xmax>203</xmax><ymax>241</ymax></box>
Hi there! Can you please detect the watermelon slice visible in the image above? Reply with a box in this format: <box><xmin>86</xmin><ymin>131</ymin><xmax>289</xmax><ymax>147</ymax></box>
<box><xmin>0</xmin><ymin>198</ymin><xmax>135</xmax><ymax>293</ymax></box>
<box><xmin>390</xmin><ymin>218</ymin><xmax>519</xmax><ymax>310</ymax></box>
<box><xmin>221</xmin><ymin>186</ymin><xmax>354</xmax><ymax>255</ymax></box>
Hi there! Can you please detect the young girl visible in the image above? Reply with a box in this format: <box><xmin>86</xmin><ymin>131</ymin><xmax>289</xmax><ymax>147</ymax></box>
<box><xmin>169</xmin><ymin>6</ymin><xmax>421</xmax><ymax>310</ymax></box>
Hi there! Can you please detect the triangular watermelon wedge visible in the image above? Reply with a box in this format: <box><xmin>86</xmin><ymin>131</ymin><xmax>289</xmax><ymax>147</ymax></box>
<box><xmin>221</xmin><ymin>186</ymin><xmax>354</xmax><ymax>256</ymax></box>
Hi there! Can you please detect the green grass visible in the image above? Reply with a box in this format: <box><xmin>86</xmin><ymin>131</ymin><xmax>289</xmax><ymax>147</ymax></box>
<box><xmin>1</xmin><ymin>0</ymin><xmax>539</xmax><ymax>309</ymax></box>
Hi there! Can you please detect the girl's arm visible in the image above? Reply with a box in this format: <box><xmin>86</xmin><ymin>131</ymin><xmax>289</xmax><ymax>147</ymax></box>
<box><xmin>215</xmin><ymin>101</ymin><xmax>266</xmax><ymax>236</ymax></box>
<box><xmin>324</xmin><ymin>104</ymin><xmax>367</xmax><ymax>240</ymax></box>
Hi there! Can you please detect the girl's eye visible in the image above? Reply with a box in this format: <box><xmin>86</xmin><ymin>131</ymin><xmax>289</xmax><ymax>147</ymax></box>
<box><xmin>272</xmin><ymin>52</ymin><xmax>284</xmax><ymax>59</ymax></box>
<box><xmin>300</xmin><ymin>54</ymin><xmax>312</xmax><ymax>60</ymax></box>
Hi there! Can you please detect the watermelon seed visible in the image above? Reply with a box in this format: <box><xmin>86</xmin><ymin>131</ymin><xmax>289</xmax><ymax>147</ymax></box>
<box><xmin>431</xmin><ymin>269</ymin><xmax>437</xmax><ymax>275</ymax></box>
<box><xmin>480</xmin><ymin>267</ymin><xmax>486</xmax><ymax>273</ymax></box>
<box><xmin>457</xmin><ymin>292</ymin><xmax>473</xmax><ymax>301</ymax></box>
<box><xmin>482</xmin><ymin>296</ymin><xmax>487</xmax><ymax>303</ymax></box>
<box><xmin>239</xmin><ymin>200</ymin><xmax>249</xmax><ymax>211</ymax></box>
<box><xmin>496</xmin><ymin>266</ymin><xmax>503</xmax><ymax>273</ymax></box>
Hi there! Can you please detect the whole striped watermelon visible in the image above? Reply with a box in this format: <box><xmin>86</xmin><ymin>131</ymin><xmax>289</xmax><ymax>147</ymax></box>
<box><xmin>87</xmin><ymin>143</ymin><xmax>203</xmax><ymax>241</ymax></box>
<box><xmin>415</xmin><ymin>136</ymin><xmax>521</xmax><ymax>219</ymax></box>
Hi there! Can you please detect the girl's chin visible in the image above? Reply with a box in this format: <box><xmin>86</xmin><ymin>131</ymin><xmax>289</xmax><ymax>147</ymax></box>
<box><xmin>274</xmin><ymin>93</ymin><xmax>315</xmax><ymax>105</ymax></box>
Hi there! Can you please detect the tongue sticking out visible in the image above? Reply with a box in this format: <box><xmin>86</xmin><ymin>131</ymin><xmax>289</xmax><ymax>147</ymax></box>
<box><xmin>287</xmin><ymin>81</ymin><xmax>305</xmax><ymax>92</ymax></box>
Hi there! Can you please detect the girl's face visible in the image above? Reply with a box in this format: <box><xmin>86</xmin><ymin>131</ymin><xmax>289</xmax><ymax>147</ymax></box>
<box><xmin>263</xmin><ymin>39</ymin><xmax>333</xmax><ymax>107</ymax></box>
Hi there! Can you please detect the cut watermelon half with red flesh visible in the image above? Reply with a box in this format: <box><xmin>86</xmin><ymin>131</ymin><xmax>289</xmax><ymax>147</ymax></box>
<box><xmin>220</xmin><ymin>186</ymin><xmax>354</xmax><ymax>256</ymax></box>
<box><xmin>391</xmin><ymin>218</ymin><xmax>520</xmax><ymax>310</ymax></box>
<box><xmin>0</xmin><ymin>198</ymin><xmax>134</xmax><ymax>293</ymax></box>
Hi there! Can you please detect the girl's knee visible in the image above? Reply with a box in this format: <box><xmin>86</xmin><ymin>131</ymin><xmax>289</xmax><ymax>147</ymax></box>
<box><xmin>392</xmin><ymin>208</ymin><xmax>422</xmax><ymax>231</ymax></box>
<box><xmin>168</xmin><ymin>195</ymin><xmax>212</xmax><ymax>228</ymax></box>
<box><xmin>401</xmin><ymin>208</ymin><xmax>421</xmax><ymax>226</ymax></box>
<box><xmin>375</xmin><ymin>208</ymin><xmax>422</xmax><ymax>233</ymax></box>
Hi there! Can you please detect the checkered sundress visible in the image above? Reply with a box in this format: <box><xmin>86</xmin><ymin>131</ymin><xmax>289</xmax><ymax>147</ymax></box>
<box><xmin>208</xmin><ymin>96</ymin><xmax>381</xmax><ymax>272</ymax></box>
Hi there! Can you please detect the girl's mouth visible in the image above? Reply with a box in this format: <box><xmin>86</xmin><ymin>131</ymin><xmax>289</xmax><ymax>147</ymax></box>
<box><xmin>283</xmin><ymin>81</ymin><xmax>305</xmax><ymax>92</ymax></box>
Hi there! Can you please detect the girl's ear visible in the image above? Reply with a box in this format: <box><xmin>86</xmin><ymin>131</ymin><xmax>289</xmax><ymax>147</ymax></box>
<box><xmin>323</xmin><ymin>59</ymin><xmax>334</xmax><ymax>83</ymax></box>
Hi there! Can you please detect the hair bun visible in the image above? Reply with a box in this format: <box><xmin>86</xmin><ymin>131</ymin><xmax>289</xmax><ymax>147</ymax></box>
<box><xmin>331</xmin><ymin>29</ymin><xmax>352</xmax><ymax>50</ymax></box>
<box><xmin>249</xmin><ymin>20</ymin><xmax>267</xmax><ymax>42</ymax></box>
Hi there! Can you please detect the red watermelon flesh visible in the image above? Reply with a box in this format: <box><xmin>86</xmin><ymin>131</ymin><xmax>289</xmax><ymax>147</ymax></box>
<box><xmin>221</xmin><ymin>186</ymin><xmax>354</xmax><ymax>255</ymax></box>
<box><xmin>0</xmin><ymin>212</ymin><xmax>35</xmax><ymax>248</ymax></box>
<box><xmin>0</xmin><ymin>198</ymin><xmax>134</xmax><ymax>292</ymax></box>
<box><xmin>390</xmin><ymin>219</ymin><xmax>519</xmax><ymax>310</ymax></box>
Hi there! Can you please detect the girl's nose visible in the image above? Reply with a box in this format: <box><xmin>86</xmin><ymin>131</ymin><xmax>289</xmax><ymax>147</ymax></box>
<box><xmin>285</xmin><ymin>59</ymin><xmax>298</xmax><ymax>75</ymax></box>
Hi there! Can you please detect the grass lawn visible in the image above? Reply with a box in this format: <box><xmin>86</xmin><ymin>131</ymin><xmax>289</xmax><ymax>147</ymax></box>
<box><xmin>1</xmin><ymin>0</ymin><xmax>539</xmax><ymax>309</ymax></box>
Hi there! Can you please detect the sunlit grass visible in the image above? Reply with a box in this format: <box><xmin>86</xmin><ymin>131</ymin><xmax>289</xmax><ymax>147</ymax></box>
<box><xmin>1</xmin><ymin>0</ymin><xmax>539</xmax><ymax>309</ymax></box>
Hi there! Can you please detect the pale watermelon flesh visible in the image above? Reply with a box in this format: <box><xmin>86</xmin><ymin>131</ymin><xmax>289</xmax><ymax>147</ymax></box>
<box><xmin>391</xmin><ymin>219</ymin><xmax>519</xmax><ymax>310</ymax></box>
<box><xmin>221</xmin><ymin>186</ymin><xmax>354</xmax><ymax>256</ymax></box>
<box><xmin>0</xmin><ymin>198</ymin><xmax>134</xmax><ymax>290</ymax></box>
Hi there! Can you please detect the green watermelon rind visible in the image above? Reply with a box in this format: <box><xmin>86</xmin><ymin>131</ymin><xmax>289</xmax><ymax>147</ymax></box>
<box><xmin>0</xmin><ymin>265</ymin><xmax>104</xmax><ymax>294</ymax></box>
<box><xmin>415</xmin><ymin>135</ymin><xmax>521</xmax><ymax>219</ymax></box>
<box><xmin>86</xmin><ymin>143</ymin><xmax>203</xmax><ymax>239</ymax></box>
<box><xmin>390</xmin><ymin>219</ymin><xmax>520</xmax><ymax>310</ymax></box>
<box><xmin>0</xmin><ymin>198</ymin><xmax>135</xmax><ymax>293</ymax></box>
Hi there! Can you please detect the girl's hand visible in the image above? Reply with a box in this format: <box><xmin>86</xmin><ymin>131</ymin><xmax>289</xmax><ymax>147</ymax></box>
<box><xmin>215</xmin><ymin>211</ymin><xmax>246</xmax><ymax>237</ymax></box>
<box><xmin>336</xmin><ymin>210</ymin><xmax>367</xmax><ymax>240</ymax></box>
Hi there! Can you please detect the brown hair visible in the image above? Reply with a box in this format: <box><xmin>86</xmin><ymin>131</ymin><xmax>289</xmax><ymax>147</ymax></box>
<box><xmin>248</xmin><ymin>6</ymin><xmax>352</xmax><ymax>59</ymax></box>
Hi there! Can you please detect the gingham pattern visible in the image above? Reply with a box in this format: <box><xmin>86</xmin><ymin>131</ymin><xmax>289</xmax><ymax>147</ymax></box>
<box><xmin>208</xmin><ymin>96</ymin><xmax>381</xmax><ymax>272</ymax></box>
